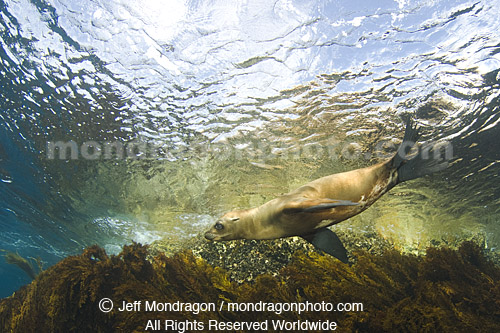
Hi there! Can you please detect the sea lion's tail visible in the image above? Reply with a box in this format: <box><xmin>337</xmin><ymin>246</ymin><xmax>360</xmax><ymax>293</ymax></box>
<box><xmin>390</xmin><ymin>119</ymin><xmax>450</xmax><ymax>183</ymax></box>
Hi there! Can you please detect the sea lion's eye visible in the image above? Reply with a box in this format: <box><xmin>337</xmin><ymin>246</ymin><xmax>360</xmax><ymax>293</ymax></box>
<box><xmin>230</xmin><ymin>217</ymin><xmax>239</xmax><ymax>222</ymax></box>
<box><xmin>215</xmin><ymin>223</ymin><xmax>224</xmax><ymax>230</ymax></box>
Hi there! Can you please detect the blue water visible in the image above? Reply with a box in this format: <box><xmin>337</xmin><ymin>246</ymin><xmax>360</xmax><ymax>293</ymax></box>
<box><xmin>1</xmin><ymin>0</ymin><xmax>500</xmax><ymax>298</ymax></box>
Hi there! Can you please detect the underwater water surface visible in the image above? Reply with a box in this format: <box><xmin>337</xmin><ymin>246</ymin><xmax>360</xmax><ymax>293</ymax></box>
<box><xmin>0</xmin><ymin>0</ymin><xmax>499</xmax><ymax>300</ymax></box>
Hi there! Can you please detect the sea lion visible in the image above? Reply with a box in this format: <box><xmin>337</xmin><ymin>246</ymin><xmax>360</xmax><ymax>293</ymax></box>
<box><xmin>205</xmin><ymin>120</ymin><xmax>449</xmax><ymax>263</ymax></box>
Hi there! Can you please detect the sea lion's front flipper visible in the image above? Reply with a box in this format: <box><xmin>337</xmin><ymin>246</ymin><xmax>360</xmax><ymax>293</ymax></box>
<box><xmin>302</xmin><ymin>228</ymin><xmax>348</xmax><ymax>263</ymax></box>
<box><xmin>283</xmin><ymin>198</ymin><xmax>358</xmax><ymax>214</ymax></box>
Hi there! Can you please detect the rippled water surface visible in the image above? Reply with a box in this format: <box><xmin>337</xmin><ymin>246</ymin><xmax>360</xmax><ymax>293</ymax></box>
<box><xmin>1</xmin><ymin>0</ymin><xmax>500</xmax><ymax>297</ymax></box>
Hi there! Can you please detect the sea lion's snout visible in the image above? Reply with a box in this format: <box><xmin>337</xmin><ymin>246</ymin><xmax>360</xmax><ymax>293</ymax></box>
<box><xmin>204</xmin><ymin>232</ymin><xmax>216</xmax><ymax>240</ymax></box>
<box><xmin>204</xmin><ymin>220</ymin><xmax>224</xmax><ymax>241</ymax></box>
<box><xmin>205</xmin><ymin>215</ymin><xmax>242</xmax><ymax>241</ymax></box>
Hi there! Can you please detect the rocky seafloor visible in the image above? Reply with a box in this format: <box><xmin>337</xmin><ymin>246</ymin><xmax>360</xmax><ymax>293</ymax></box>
<box><xmin>149</xmin><ymin>227</ymin><xmax>497</xmax><ymax>283</ymax></box>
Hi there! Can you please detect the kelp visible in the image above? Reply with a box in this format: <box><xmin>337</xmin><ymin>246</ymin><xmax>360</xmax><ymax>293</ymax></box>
<box><xmin>0</xmin><ymin>242</ymin><xmax>499</xmax><ymax>332</ymax></box>
<box><xmin>1</xmin><ymin>250</ymin><xmax>43</xmax><ymax>280</ymax></box>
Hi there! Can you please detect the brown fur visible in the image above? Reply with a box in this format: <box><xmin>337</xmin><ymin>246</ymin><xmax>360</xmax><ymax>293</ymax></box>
<box><xmin>205</xmin><ymin>160</ymin><xmax>398</xmax><ymax>241</ymax></box>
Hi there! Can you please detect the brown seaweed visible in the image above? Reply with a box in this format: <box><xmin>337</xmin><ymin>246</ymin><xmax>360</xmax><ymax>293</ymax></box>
<box><xmin>0</xmin><ymin>242</ymin><xmax>499</xmax><ymax>332</ymax></box>
<box><xmin>1</xmin><ymin>250</ymin><xmax>42</xmax><ymax>280</ymax></box>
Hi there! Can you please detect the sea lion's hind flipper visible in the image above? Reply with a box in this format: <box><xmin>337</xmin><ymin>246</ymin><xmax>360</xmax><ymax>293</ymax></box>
<box><xmin>283</xmin><ymin>198</ymin><xmax>358</xmax><ymax>214</ymax></box>
<box><xmin>391</xmin><ymin>118</ymin><xmax>449</xmax><ymax>183</ymax></box>
<box><xmin>301</xmin><ymin>228</ymin><xmax>348</xmax><ymax>263</ymax></box>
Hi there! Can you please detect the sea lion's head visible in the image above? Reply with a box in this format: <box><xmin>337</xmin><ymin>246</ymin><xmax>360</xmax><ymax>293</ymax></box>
<box><xmin>205</xmin><ymin>210</ymin><xmax>249</xmax><ymax>241</ymax></box>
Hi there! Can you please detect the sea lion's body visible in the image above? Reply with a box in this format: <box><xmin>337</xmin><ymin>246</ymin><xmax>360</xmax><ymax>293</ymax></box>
<box><xmin>205</xmin><ymin>120</ymin><xmax>448</xmax><ymax>262</ymax></box>
<box><xmin>228</xmin><ymin>161</ymin><xmax>396</xmax><ymax>240</ymax></box>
